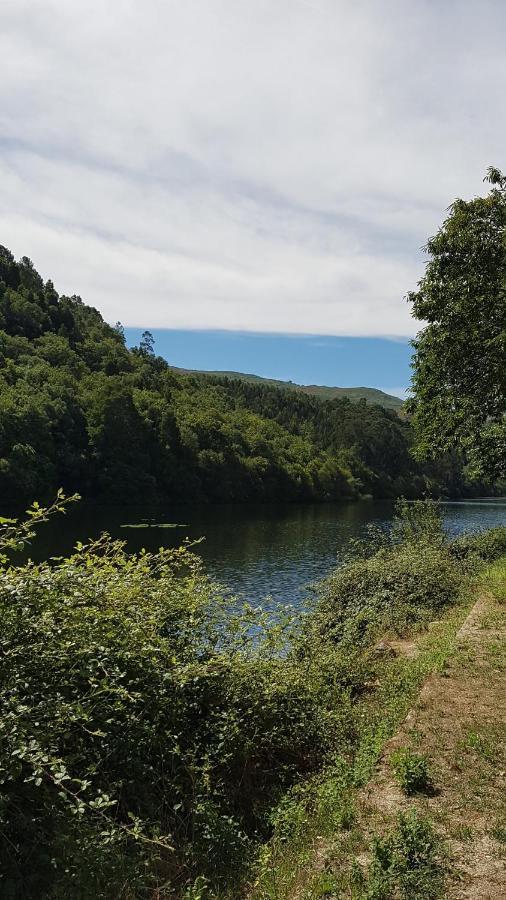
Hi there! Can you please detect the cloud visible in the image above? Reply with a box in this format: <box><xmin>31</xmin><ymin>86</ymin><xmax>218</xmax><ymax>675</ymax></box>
<box><xmin>1</xmin><ymin>0</ymin><xmax>505</xmax><ymax>336</ymax></box>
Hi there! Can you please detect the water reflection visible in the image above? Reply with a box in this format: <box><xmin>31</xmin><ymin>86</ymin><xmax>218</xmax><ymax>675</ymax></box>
<box><xmin>16</xmin><ymin>498</ymin><xmax>506</xmax><ymax>610</ymax></box>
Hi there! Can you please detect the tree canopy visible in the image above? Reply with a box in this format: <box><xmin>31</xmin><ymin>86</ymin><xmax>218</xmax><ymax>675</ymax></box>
<box><xmin>408</xmin><ymin>168</ymin><xmax>506</xmax><ymax>479</ymax></box>
<box><xmin>0</xmin><ymin>244</ymin><xmax>495</xmax><ymax>505</ymax></box>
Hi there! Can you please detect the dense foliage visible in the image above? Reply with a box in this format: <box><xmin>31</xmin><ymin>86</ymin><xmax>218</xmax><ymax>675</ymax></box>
<box><xmin>0</xmin><ymin>502</ymin><xmax>326</xmax><ymax>896</ymax></box>
<box><xmin>449</xmin><ymin>524</ymin><xmax>506</xmax><ymax>562</ymax></box>
<box><xmin>1</xmin><ymin>499</ymin><xmax>501</xmax><ymax>897</ymax></box>
<box><xmin>408</xmin><ymin>167</ymin><xmax>506</xmax><ymax>480</ymax></box>
<box><xmin>0</xmin><ymin>245</ymin><xmax>492</xmax><ymax>505</ymax></box>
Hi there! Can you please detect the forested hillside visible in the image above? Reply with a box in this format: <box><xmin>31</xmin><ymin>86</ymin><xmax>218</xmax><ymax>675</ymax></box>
<box><xmin>0</xmin><ymin>246</ymin><xmax>490</xmax><ymax>504</ymax></box>
<box><xmin>170</xmin><ymin>367</ymin><xmax>404</xmax><ymax>412</ymax></box>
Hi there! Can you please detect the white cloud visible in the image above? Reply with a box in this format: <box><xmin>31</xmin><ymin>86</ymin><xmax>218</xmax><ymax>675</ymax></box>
<box><xmin>1</xmin><ymin>0</ymin><xmax>505</xmax><ymax>336</ymax></box>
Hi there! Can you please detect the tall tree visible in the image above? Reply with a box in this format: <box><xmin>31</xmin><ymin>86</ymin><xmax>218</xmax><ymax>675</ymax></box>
<box><xmin>139</xmin><ymin>329</ymin><xmax>155</xmax><ymax>356</ymax></box>
<box><xmin>408</xmin><ymin>167</ymin><xmax>506</xmax><ymax>479</ymax></box>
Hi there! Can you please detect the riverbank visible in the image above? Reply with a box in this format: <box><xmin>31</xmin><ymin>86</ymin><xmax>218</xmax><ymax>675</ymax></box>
<box><xmin>251</xmin><ymin>556</ymin><xmax>505</xmax><ymax>899</ymax></box>
<box><xmin>0</xmin><ymin>500</ymin><xmax>505</xmax><ymax>898</ymax></box>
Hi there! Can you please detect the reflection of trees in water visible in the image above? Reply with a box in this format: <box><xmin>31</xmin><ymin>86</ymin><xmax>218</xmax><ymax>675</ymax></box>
<box><xmin>21</xmin><ymin>499</ymin><xmax>506</xmax><ymax>607</ymax></box>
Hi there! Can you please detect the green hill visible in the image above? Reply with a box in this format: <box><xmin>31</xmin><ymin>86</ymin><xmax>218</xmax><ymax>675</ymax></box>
<box><xmin>1</xmin><ymin>245</ymin><xmax>488</xmax><ymax>505</ymax></box>
<box><xmin>171</xmin><ymin>368</ymin><xmax>405</xmax><ymax>412</ymax></box>
<box><xmin>0</xmin><ymin>245</ymin><xmax>418</xmax><ymax>504</ymax></box>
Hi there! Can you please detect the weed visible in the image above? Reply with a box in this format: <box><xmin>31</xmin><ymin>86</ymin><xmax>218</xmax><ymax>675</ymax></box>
<box><xmin>481</xmin><ymin>556</ymin><xmax>506</xmax><ymax>602</ymax></box>
<box><xmin>366</xmin><ymin>810</ymin><xmax>446</xmax><ymax>899</ymax></box>
<box><xmin>490</xmin><ymin>817</ymin><xmax>506</xmax><ymax>844</ymax></box>
<box><xmin>182</xmin><ymin>876</ymin><xmax>211</xmax><ymax>899</ymax></box>
<box><xmin>314</xmin><ymin>777</ymin><xmax>356</xmax><ymax>832</ymax></box>
<box><xmin>390</xmin><ymin>748</ymin><xmax>433</xmax><ymax>795</ymax></box>
<box><xmin>450</xmin><ymin>527</ymin><xmax>506</xmax><ymax>565</ymax></box>
<box><xmin>464</xmin><ymin>730</ymin><xmax>496</xmax><ymax>763</ymax></box>
<box><xmin>305</xmin><ymin>870</ymin><xmax>339</xmax><ymax>898</ymax></box>
<box><xmin>0</xmin><ymin>498</ymin><xmax>487</xmax><ymax>897</ymax></box>
<box><xmin>452</xmin><ymin>824</ymin><xmax>473</xmax><ymax>842</ymax></box>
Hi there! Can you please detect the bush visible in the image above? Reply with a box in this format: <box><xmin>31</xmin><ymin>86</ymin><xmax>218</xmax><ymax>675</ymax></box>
<box><xmin>450</xmin><ymin>526</ymin><xmax>506</xmax><ymax>563</ymax></box>
<box><xmin>0</xmin><ymin>509</ymin><xmax>353</xmax><ymax>897</ymax></box>
<box><xmin>390</xmin><ymin>748</ymin><xmax>433</xmax><ymax>795</ymax></box>
<box><xmin>0</xmin><ymin>498</ymin><xmax>473</xmax><ymax>897</ymax></box>
<box><xmin>390</xmin><ymin>498</ymin><xmax>445</xmax><ymax>547</ymax></box>
<box><xmin>366</xmin><ymin>810</ymin><xmax>445</xmax><ymax>899</ymax></box>
<box><xmin>312</xmin><ymin>541</ymin><xmax>464</xmax><ymax>646</ymax></box>
<box><xmin>309</xmin><ymin>499</ymin><xmax>465</xmax><ymax>647</ymax></box>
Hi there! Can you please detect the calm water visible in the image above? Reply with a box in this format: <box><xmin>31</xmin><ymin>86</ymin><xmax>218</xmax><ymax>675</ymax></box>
<box><xmin>15</xmin><ymin>498</ymin><xmax>506</xmax><ymax>611</ymax></box>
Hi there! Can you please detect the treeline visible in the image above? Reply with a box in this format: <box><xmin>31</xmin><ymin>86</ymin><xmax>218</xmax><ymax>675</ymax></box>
<box><xmin>0</xmin><ymin>246</ymin><xmax>493</xmax><ymax>504</ymax></box>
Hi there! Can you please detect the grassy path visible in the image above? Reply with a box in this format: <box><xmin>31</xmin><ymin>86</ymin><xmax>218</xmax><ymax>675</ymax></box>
<box><xmin>252</xmin><ymin>558</ymin><xmax>506</xmax><ymax>899</ymax></box>
<box><xmin>356</xmin><ymin>564</ymin><xmax>506</xmax><ymax>898</ymax></box>
<box><xmin>328</xmin><ymin>558</ymin><xmax>506</xmax><ymax>898</ymax></box>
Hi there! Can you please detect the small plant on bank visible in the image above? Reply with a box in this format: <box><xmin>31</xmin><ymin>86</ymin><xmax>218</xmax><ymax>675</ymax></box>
<box><xmin>390</xmin><ymin>748</ymin><xmax>433</xmax><ymax>796</ymax></box>
<box><xmin>490</xmin><ymin>817</ymin><xmax>506</xmax><ymax>844</ymax></box>
<box><xmin>365</xmin><ymin>810</ymin><xmax>445</xmax><ymax>899</ymax></box>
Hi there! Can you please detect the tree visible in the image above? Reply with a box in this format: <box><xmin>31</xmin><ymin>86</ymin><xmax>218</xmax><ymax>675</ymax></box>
<box><xmin>408</xmin><ymin>167</ymin><xmax>506</xmax><ymax>479</ymax></box>
<box><xmin>139</xmin><ymin>329</ymin><xmax>155</xmax><ymax>356</ymax></box>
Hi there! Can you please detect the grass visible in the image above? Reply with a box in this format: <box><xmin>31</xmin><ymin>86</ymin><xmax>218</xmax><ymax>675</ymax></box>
<box><xmin>249</xmin><ymin>596</ymin><xmax>474</xmax><ymax>899</ymax></box>
<box><xmin>3</xmin><ymin>499</ymin><xmax>502</xmax><ymax>898</ymax></box>
<box><xmin>481</xmin><ymin>554</ymin><xmax>506</xmax><ymax>602</ymax></box>
<box><xmin>249</xmin><ymin>555</ymin><xmax>506</xmax><ymax>900</ymax></box>
<box><xmin>363</xmin><ymin>809</ymin><xmax>446</xmax><ymax>899</ymax></box>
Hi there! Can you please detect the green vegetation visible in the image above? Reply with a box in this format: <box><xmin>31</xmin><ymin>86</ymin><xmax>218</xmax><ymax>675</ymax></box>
<box><xmin>309</xmin><ymin>501</ymin><xmax>462</xmax><ymax>644</ymax></box>
<box><xmin>252</xmin><ymin>542</ymin><xmax>506</xmax><ymax>900</ymax></box>
<box><xmin>408</xmin><ymin>166</ymin><xmax>506</xmax><ymax>480</ymax></box>
<box><xmin>390</xmin><ymin>748</ymin><xmax>433</xmax><ymax>796</ymax></box>
<box><xmin>1</xmin><ymin>498</ymin><xmax>503</xmax><ymax>897</ymax></box>
<box><xmin>450</xmin><ymin>525</ymin><xmax>506</xmax><ymax>563</ymax></box>
<box><xmin>250</xmin><ymin>591</ymin><xmax>471</xmax><ymax>900</ymax></box>
<box><xmin>481</xmin><ymin>553</ymin><xmax>506</xmax><ymax>602</ymax></box>
<box><xmin>171</xmin><ymin>367</ymin><xmax>405</xmax><ymax>412</ymax></box>
<box><xmin>362</xmin><ymin>810</ymin><xmax>446</xmax><ymax>900</ymax></box>
<box><xmin>0</xmin><ymin>215</ymin><xmax>504</xmax><ymax>899</ymax></box>
<box><xmin>0</xmin><ymin>245</ymin><xmax>495</xmax><ymax>505</ymax></box>
<box><xmin>1</xmin><ymin>500</ymin><xmax>316</xmax><ymax>897</ymax></box>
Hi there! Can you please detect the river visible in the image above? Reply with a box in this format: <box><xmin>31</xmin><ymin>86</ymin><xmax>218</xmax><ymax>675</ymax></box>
<box><xmin>16</xmin><ymin>498</ymin><xmax>506</xmax><ymax>611</ymax></box>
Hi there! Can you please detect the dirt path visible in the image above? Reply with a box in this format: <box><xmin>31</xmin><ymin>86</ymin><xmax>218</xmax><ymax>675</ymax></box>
<box><xmin>359</xmin><ymin>591</ymin><xmax>506</xmax><ymax>898</ymax></box>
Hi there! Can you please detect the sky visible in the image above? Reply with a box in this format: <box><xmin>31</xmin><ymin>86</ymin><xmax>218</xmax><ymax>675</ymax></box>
<box><xmin>124</xmin><ymin>328</ymin><xmax>413</xmax><ymax>398</ymax></box>
<box><xmin>1</xmin><ymin>1</ymin><xmax>505</xmax><ymax>392</ymax></box>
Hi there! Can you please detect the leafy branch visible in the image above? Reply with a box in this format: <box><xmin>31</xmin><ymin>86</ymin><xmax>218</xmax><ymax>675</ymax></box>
<box><xmin>0</xmin><ymin>489</ymin><xmax>80</xmax><ymax>564</ymax></box>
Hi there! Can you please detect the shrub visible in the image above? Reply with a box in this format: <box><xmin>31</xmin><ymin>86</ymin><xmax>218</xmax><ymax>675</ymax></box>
<box><xmin>366</xmin><ymin>810</ymin><xmax>445</xmax><ymax>899</ymax></box>
<box><xmin>312</xmin><ymin>540</ymin><xmax>464</xmax><ymax>646</ymax></box>
<box><xmin>390</xmin><ymin>498</ymin><xmax>445</xmax><ymax>548</ymax></box>
<box><xmin>0</xmin><ymin>508</ymin><xmax>353</xmax><ymax>897</ymax></box>
<box><xmin>0</xmin><ymin>498</ymin><xmax>474</xmax><ymax>896</ymax></box>
<box><xmin>308</xmin><ymin>499</ymin><xmax>466</xmax><ymax>647</ymax></box>
<box><xmin>450</xmin><ymin>526</ymin><xmax>506</xmax><ymax>563</ymax></box>
<box><xmin>390</xmin><ymin>748</ymin><xmax>433</xmax><ymax>795</ymax></box>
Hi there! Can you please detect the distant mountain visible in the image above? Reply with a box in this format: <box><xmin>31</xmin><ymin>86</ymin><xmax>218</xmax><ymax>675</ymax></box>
<box><xmin>171</xmin><ymin>367</ymin><xmax>405</xmax><ymax>412</ymax></box>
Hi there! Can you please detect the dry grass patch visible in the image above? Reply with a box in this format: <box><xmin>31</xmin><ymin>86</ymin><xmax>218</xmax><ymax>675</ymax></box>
<box><xmin>282</xmin><ymin>560</ymin><xmax>506</xmax><ymax>899</ymax></box>
<box><xmin>350</xmin><ymin>564</ymin><xmax>506</xmax><ymax>899</ymax></box>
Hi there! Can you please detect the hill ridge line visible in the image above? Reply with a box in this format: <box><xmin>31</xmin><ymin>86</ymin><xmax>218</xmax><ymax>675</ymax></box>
<box><xmin>169</xmin><ymin>366</ymin><xmax>405</xmax><ymax>412</ymax></box>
